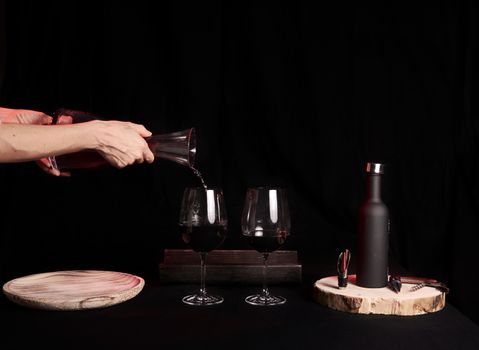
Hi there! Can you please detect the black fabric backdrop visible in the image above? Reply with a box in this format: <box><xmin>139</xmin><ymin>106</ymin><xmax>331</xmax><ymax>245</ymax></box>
<box><xmin>1</xmin><ymin>1</ymin><xmax>478</xmax><ymax>324</ymax></box>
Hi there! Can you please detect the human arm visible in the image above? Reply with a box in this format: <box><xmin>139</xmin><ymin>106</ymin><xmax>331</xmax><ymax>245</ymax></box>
<box><xmin>0</xmin><ymin>118</ymin><xmax>155</xmax><ymax>169</ymax></box>
<box><xmin>0</xmin><ymin>107</ymin><xmax>64</xmax><ymax>175</ymax></box>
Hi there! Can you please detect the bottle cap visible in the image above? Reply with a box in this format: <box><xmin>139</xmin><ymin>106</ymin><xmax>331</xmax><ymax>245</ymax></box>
<box><xmin>365</xmin><ymin>162</ymin><xmax>384</xmax><ymax>174</ymax></box>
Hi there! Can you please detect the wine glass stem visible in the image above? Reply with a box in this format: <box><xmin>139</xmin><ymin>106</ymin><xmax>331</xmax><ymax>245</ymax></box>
<box><xmin>199</xmin><ymin>252</ymin><xmax>207</xmax><ymax>296</ymax></box>
<box><xmin>261</xmin><ymin>253</ymin><xmax>270</xmax><ymax>298</ymax></box>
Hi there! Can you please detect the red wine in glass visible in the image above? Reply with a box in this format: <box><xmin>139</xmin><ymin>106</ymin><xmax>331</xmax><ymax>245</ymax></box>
<box><xmin>179</xmin><ymin>187</ymin><xmax>228</xmax><ymax>306</ymax></box>
<box><xmin>241</xmin><ymin>187</ymin><xmax>291</xmax><ymax>306</ymax></box>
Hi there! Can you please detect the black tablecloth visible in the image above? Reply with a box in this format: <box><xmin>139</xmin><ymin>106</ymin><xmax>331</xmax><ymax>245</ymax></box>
<box><xmin>2</xmin><ymin>275</ymin><xmax>479</xmax><ymax>350</ymax></box>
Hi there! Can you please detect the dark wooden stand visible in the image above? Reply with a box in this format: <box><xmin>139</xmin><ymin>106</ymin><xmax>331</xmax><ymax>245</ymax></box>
<box><xmin>159</xmin><ymin>249</ymin><xmax>302</xmax><ymax>285</ymax></box>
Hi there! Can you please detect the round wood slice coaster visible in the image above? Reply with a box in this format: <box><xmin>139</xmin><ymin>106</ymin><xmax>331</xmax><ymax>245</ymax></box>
<box><xmin>2</xmin><ymin>270</ymin><xmax>145</xmax><ymax>311</ymax></box>
<box><xmin>313</xmin><ymin>275</ymin><xmax>445</xmax><ymax>316</ymax></box>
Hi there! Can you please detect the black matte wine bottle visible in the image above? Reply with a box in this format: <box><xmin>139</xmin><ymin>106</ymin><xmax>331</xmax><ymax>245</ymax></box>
<box><xmin>356</xmin><ymin>162</ymin><xmax>389</xmax><ymax>288</ymax></box>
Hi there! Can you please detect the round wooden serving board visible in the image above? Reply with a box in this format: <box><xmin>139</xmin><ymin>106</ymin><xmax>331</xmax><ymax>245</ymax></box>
<box><xmin>313</xmin><ymin>275</ymin><xmax>445</xmax><ymax>316</ymax></box>
<box><xmin>2</xmin><ymin>270</ymin><xmax>145</xmax><ymax>311</ymax></box>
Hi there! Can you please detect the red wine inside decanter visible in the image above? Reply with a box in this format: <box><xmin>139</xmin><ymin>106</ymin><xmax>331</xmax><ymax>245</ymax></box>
<box><xmin>53</xmin><ymin>150</ymin><xmax>107</xmax><ymax>169</ymax></box>
<box><xmin>53</xmin><ymin>138</ymin><xmax>161</xmax><ymax>170</ymax></box>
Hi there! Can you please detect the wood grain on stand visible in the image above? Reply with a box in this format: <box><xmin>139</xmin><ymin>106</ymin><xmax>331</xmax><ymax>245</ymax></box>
<box><xmin>313</xmin><ymin>275</ymin><xmax>445</xmax><ymax>316</ymax></box>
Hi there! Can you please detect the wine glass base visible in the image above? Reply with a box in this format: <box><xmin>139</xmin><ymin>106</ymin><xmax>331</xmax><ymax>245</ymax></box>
<box><xmin>182</xmin><ymin>293</ymin><xmax>224</xmax><ymax>306</ymax></box>
<box><xmin>245</xmin><ymin>294</ymin><xmax>286</xmax><ymax>306</ymax></box>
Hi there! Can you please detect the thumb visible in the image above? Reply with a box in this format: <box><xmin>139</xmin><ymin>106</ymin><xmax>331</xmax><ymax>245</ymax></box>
<box><xmin>41</xmin><ymin>114</ymin><xmax>54</xmax><ymax>125</ymax></box>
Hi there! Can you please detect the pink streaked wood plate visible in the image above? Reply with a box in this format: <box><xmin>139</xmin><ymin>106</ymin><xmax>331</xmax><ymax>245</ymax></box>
<box><xmin>2</xmin><ymin>270</ymin><xmax>145</xmax><ymax>311</ymax></box>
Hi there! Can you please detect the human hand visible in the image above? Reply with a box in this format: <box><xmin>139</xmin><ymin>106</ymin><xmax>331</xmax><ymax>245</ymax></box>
<box><xmin>0</xmin><ymin>108</ymin><xmax>68</xmax><ymax>176</ymax></box>
<box><xmin>0</xmin><ymin>108</ymin><xmax>73</xmax><ymax>176</ymax></box>
<box><xmin>88</xmin><ymin>120</ymin><xmax>155</xmax><ymax>168</ymax></box>
<box><xmin>35</xmin><ymin>157</ymin><xmax>71</xmax><ymax>177</ymax></box>
<box><xmin>0</xmin><ymin>108</ymin><xmax>53</xmax><ymax>125</ymax></box>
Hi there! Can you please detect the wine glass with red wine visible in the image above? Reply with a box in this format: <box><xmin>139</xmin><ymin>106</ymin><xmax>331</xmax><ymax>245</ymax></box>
<box><xmin>179</xmin><ymin>187</ymin><xmax>227</xmax><ymax>305</ymax></box>
<box><xmin>241</xmin><ymin>187</ymin><xmax>291</xmax><ymax>306</ymax></box>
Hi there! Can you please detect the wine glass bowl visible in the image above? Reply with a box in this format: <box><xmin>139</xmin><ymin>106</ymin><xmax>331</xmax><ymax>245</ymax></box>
<box><xmin>241</xmin><ymin>187</ymin><xmax>291</xmax><ymax>306</ymax></box>
<box><xmin>179</xmin><ymin>187</ymin><xmax>227</xmax><ymax>305</ymax></box>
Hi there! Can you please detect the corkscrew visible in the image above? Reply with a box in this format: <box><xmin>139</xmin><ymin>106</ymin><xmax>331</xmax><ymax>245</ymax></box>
<box><xmin>387</xmin><ymin>275</ymin><xmax>450</xmax><ymax>294</ymax></box>
<box><xmin>388</xmin><ymin>275</ymin><xmax>402</xmax><ymax>293</ymax></box>
<box><xmin>409</xmin><ymin>281</ymin><xmax>449</xmax><ymax>294</ymax></box>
